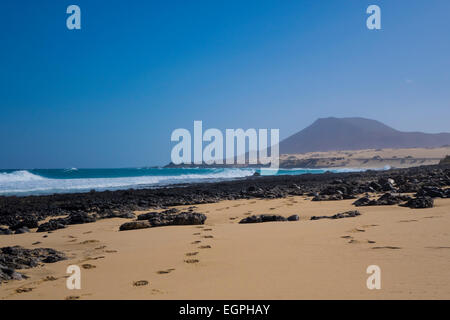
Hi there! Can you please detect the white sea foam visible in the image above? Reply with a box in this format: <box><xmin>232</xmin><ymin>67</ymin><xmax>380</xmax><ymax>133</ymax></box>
<box><xmin>0</xmin><ymin>170</ymin><xmax>45</xmax><ymax>183</ymax></box>
<box><xmin>0</xmin><ymin>169</ymin><xmax>256</xmax><ymax>195</ymax></box>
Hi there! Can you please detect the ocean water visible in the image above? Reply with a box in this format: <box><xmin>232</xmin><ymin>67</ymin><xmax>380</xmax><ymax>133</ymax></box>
<box><xmin>0</xmin><ymin>167</ymin><xmax>365</xmax><ymax>196</ymax></box>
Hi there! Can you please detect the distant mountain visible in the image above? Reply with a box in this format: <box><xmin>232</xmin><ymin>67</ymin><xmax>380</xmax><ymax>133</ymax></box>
<box><xmin>280</xmin><ymin>117</ymin><xmax>450</xmax><ymax>154</ymax></box>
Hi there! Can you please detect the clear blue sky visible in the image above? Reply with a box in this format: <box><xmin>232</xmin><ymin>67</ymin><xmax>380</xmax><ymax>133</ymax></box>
<box><xmin>1</xmin><ymin>0</ymin><xmax>449</xmax><ymax>168</ymax></box>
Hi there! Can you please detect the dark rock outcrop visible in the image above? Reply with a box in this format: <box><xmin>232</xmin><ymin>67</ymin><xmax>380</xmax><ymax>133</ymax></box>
<box><xmin>147</xmin><ymin>212</ymin><xmax>206</xmax><ymax>227</ymax></box>
<box><xmin>353</xmin><ymin>193</ymin><xmax>411</xmax><ymax>207</ymax></box>
<box><xmin>401</xmin><ymin>196</ymin><xmax>434</xmax><ymax>209</ymax></box>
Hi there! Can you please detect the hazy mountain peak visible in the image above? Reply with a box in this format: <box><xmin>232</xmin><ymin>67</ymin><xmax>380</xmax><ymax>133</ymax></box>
<box><xmin>280</xmin><ymin>117</ymin><xmax>450</xmax><ymax>154</ymax></box>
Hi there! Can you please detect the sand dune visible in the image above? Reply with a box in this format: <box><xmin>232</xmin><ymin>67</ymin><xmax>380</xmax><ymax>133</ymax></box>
<box><xmin>280</xmin><ymin>147</ymin><xmax>450</xmax><ymax>168</ymax></box>
<box><xmin>1</xmin><ymin>195</ymin><xmax>449</xmax><ymax>300</ymax></box>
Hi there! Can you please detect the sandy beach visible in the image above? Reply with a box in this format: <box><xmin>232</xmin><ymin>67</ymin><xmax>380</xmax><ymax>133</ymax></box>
<box><xmin>1</xmin><ymin>193</ymin><xmax>449</xmax><ymax>300</ymax></box>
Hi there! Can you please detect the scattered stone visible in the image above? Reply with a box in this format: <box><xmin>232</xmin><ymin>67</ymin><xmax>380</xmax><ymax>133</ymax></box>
<box><xmin>287</xmin><ymin>214</ymin><xmax>300</xmax><ymax>221</ymax></box>
<box><xmin>119</xmin><ymin>221</ymin><xmax>151</xmax><ymax>231</ymax></box>
<box><xmin>239</xmin><ymin>214</ymin><xmax>287</xmax><ymax>224</ymax></box>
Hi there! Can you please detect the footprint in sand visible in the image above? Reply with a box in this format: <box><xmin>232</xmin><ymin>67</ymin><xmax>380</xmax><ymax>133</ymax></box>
<box><xmin>372</xmin><ymin>246</ymin><xmax>401</xmax><ymax>250</ymax></box>
<box><xmin>185</xmin><ymin>252</ymin><xmax>199</xmax><ymax>256</ymax></box>
<box><xmin>193</xmin><ymin>232</ymin><xmax>201</xmax><ymax>235</ymax></box>
<box><xmin>79</xmin><ymin>240</ymin><xmax>100</xmax><ymax>245</ymax></box>
<box><xmin>43</xmin><ymin>276</ymin><xmax>58</xmax><ymax>281</ymax></box>
<box><xmin>191</xmin><ymin>240</ymin><xmax>201</xmax><ymax>244</ymax></box>
<box><xmin>105</xmin><ymin>250</ymin><xmax>117</xmax><ymax>253</ymax></box>
<box><xmin>81</xmin><ymin>263</ymin><xmax>96</xmax><ymax>269</ymax></box>
<box><xmin>398</xmin><ymin>220</ymin><xmax>418</xmax><ymax>223</ymax></box>
<box><xmin>426</xmin><ymin>246</ymin><xmax>450</xmax><ymax>249</ymax></box>
<box><xmin>65</xmin><ymin>296</ymin><xmax>80</xmax><ymax>300</ymax></box>
<box><xmin>83</xmin><ymin>231</ymin><xmax>93</xmax><ymax>234</ymax></box>
<box><xmin>199</xmin><ymin>245</ymin><xmax>211</xmax><ymax>249</ymax></box>
<box><xmin>204</xmin><ymin>228</ymin><xmax>212</xmax><ymax>231</ymax></box>
<box><xmin>16</xmin><ymin>287</ymin><xmax>33</xmax><ymax>293</ymax></box>
<box><xmin>203</xmin><ymin>235</ymin><xmax>214</xmax><ymax>239</ymax></box>
<box><xmin>133</xmin><ymin>280</ymin><xmax>149</xmax><ymax>286</ymax></box>
<box><xmin>195</xmin><ymin>226</ymin><xmax>204</xmax><ymax>229</ymax></box>
<box><xmin>348</xmin><ymin>228</ymin><xmax>366</xmax><ymax>233</ymax></box>
<box><xmin>32</xmin><ymin>241</ymin><xmax>41</xmax><ymax>245</ymax></box>
<box><xmin>361</xmin><ymin>224</ymin><xmax>379</xmax><ymax>228</ymax></box>
<box><xmin>95</xmin><ymin>245</ymin><xmax>107</xmax><ymax>250</ymax></box>
<box><xmin>185</xmin><ymin>259</ymin><xmax>199</xmax><ymax>264</ymax></box>
<box><xmin>157</xmin><ymin>268</ymin><xmax>175</xmax><ymax>274</ymax></box>
<box><xmin>341</xmin><ymin>235</ymin><xmax>353</xmax><ymax>239</ymax></box>
<box><xmin>88</xmin><ymin>256</ymin><xmax>105</xmax><ymax>261</ymax></box>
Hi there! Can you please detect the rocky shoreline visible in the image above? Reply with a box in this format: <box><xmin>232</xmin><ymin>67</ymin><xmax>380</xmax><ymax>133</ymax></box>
<box><xmin>1</xmin><ymin>164</ymin><xmax>449</xmax><ymax>235</ymax></box>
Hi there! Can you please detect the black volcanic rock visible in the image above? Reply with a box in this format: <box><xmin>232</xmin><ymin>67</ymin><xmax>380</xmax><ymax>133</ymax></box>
<box><xmin>0</xmin><ymin>228</ymin><xmax>13</xmax><ymax>235</ymax></box>
<box><xmin>119</xmin><ymin>221</ymin><xmax>151</xmax><ymax>231</ymax></box>
<box><xmin>14</xmin><ymin>227</ymin><xmax>30</xmax><ymax>234</ymax></box>
<box><xmin>0</xmin><ymin>246</ymin><xmax>66</xmax><ymax>282</ymax></box>
<box><xmin>353</xmin><ymin>193</ymin><xmax>411</xmax><ymax>207</ymax></box>
<box><xmin>280</xmin><ymin>117</ymin><xmax>450</xmax><ymax>154</ymax></box>
<box><xmin>401</xmin><ymin>197</ymin><xmax>434</xmax><ymax>209</ymax></box>
<box><xmin>148</xmin><ymin>212</ymin><xmax>206</xmax><ymax>227</ymax></box>
<box><xmin>10</xmin><ymin>216</ymin><xmax>39</xmax><ymax>231</ymax></box>
<box><xmin>65</xmin><ymin>212</ymin><xmax>97</xmax><ymax>225</ymax></box>
<box><xmin>239</xmin><ymin>214</ymin><xmax>288</xmax><ymax>224</ymax></box>
<box><xmin>37</xmin><ymin>219</ymin><xmax>67</xmax><ymax>233</ymax></box>
<box><xmin>416</xmin><ymin>186</ymin><xmax>446</xmax><ymax>198</ymax></box>
<box><xmin>287</xmin><ymin>214</ymin><xmax>300</xmax><ymax>221</ymax></box>
<box><xmin>120</xmin><ymin>212</ymin><xmax>206</xmax><ymax>231</ymax></box>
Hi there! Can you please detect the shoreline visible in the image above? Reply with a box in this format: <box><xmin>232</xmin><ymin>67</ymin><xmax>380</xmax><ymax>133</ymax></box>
<box><xmin>1</xmin><ymin>164</ymin><xmax>449</xmax><ymax>228</ymax></box>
